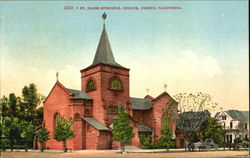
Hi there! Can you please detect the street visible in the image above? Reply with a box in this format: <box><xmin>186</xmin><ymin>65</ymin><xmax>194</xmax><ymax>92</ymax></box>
<box><xmin>1</xmin><ymin>150</ymin><xmax>249</xmax><ymax>158</ymax></box>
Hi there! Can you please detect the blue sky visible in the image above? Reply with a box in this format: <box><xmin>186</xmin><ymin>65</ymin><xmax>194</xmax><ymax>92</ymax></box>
<box><xmin>0</xmin><ymin>1</ymin><xmax>248</xmax><ymax>112</ymax></box>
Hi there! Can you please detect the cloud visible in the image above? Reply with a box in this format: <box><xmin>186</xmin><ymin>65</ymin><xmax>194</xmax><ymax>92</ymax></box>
<box><xmin>175</xmin><ymin>50</ymin><xmax>223</xmax><ymax>79</ymax></box>
<box><xmin>1</xmin><ymin>50</ymin><xmax>248</xmax><ymax>112</ymax></box>
<box><xmin>129</xmin><ymin>50</ymin><xmax>224</xmax><ymax>97</ymax></box>
<box><xmin>1</xmin><ymin>64</ymin><xmax>81</xmax><ymax>97</ymax></box>
<box><xmin>129</xmin><ymin>50</ymin><xmax>248</xmax><ymax>112</ymax></box>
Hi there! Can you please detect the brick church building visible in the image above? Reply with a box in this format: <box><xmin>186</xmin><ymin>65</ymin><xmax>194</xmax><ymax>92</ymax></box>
<box><xmin>42</xmin><ymin>14</ymin><xmax>181</xmax><ymax>150</ymax></box>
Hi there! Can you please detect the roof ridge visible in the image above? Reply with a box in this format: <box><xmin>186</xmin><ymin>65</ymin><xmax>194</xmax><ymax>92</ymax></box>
<box><xmin>66</xmin><ymin>88</ymin><xmax>80</xmax><ymax>91</ymax></box>
<box><xmin>130</xmin><ymin>97</ymin><xmax>151</xmax><ymax>100</ymax></box>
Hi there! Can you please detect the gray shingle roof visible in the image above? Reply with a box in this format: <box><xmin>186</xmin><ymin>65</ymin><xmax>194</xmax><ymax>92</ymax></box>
<box><xmin>67</xmin><ymin>89</ymin><xmax>92</xmax><ymax>100</ymax></box>
<box><xmin>138</xmin><ymin>124</ymin><xmax>152</xmax><ymax>133</ymax></box>
<box><xmin>225</xmin><ymin>110</ymin><xmax>249</xmax><ymax>123</ymax></box>
<box><xmin>91</xmin><ymin>25</ymin><xmax>124</xmax><ymax>68</ymax></box>
<box><xmin>130</xmin><ymin>97</ymin><xmax>152</xmax><ymax>110</ymax></box>
<box><xmin>81</xmin><ymin>117</ymin><xmax>110</xmax><ymax>131</ymax></box>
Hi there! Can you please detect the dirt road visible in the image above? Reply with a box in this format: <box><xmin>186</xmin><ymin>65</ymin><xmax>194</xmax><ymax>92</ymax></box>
<box><xmin>1</xmin><ymin>150</ymin><xmax>249</xmax><ymax>158</ymax></box>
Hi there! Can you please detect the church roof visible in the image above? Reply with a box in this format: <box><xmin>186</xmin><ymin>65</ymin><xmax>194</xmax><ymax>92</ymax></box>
<box><xmin>90</xmin><ymin>24</ymin><xmax>124</xmax><ymax>68</ymax></box>
<box><xmin>138</xmin><ymin>124</ymin><xmax>152</xmax><ymax>133</ymax></box>
<box><xmin>130</xmin><ymin>97</ymin><xmax>152</xmax><ymax>110</ymax></box>
<box><xmin>81</xmin><ymin>117</ymin><xmax>110</xmax><ymax>131</ymax></box>
<box><xmin>67</xmin><ymin>88</ymin><xmax>92</xmax><ymax>100</ymax></box>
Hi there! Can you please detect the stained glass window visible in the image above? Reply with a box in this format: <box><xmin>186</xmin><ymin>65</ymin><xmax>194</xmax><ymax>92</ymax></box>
<box><xmin>109</xmin><ymin>77</ymin><xmax>122</xmax><ymax>90</ymax></box>
<box><xmin>54</xmin><ymin>113</ymin><xmax>60</xmax><ymax>132</ymax></box>
<box><xmin>86</xmin><ymin>80</ymin><xmax>95</xmax><ymax>91</ymax></box>
<box><xmin>107</xmin><ymin>105</ymin><xmax>118</xmax><ymax>114</ymax></box>
<box><xmin>75</xmin><ymin>113</ymin><xmax>80</xmax><ymax>119</ymax></box>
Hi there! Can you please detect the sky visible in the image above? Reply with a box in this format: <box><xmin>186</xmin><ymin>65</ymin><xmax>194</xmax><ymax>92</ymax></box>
<box><xmin>0</xmin><ymin>1</ymin><xmax>249</xmax><ymax>113</ymax></box>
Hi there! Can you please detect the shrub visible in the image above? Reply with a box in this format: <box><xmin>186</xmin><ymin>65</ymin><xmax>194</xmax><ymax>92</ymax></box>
<box><xmin>234</xmin><ymin>137</ymin><xmax>243</xmax><ymax>144</ymax></box>
<box><xmin>139</xmin><ymin>134</ymin><xmax>152</xmax><ymax>149</ymax></box>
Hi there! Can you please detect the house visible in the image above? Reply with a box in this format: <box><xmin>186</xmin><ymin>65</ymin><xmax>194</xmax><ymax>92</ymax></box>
<box><xmin>42</xmin><ymin>14</ymin><xmax>180</xmax><ymax>150</ymax></box>
<box><xmin>214</xmin><ymin>110</ymin><xmax>249</xmax><ymax>143</ymax></box>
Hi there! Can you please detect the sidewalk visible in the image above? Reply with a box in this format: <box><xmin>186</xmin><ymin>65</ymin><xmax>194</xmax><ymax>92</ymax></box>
<box><xmin>3</xmin><ymin>147</ymin><xmax>248</xmax><ymax>153</ymax></box>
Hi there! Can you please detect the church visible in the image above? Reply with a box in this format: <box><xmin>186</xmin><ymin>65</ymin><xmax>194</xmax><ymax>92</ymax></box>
<box><xmin>42</xmin><ymin>14</ymin><xmax>182</xmax><ymax>150</ymax></box>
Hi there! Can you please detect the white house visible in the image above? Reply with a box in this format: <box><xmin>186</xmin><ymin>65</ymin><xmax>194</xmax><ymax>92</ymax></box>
<box><xmin>214</xmin><ymin>110</ymin><xmax>249</xmax><ymax>143</ymax></box>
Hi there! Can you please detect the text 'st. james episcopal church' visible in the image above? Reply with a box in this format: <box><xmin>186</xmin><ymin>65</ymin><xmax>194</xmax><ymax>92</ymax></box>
<box><xmin>42</xmin><ymin>14</ymin><xmax>182</xmax><ymax>150</ymax></box>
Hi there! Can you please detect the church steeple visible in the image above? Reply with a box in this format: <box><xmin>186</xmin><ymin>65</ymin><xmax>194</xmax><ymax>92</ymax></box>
<box><xmin>91</xmin><ymin>13</ymin><xmax>123</xmax><ymax>68</ymax></box>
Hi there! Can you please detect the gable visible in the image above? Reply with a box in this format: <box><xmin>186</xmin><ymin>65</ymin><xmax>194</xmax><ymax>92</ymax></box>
<box><xmin>153</xmin><ymin>92</ymin><xmax>170</xmax><ymax>101</ymax></box>
<box><xmin>152</xmin><ymin>92</ymin><xmax>177</xmax><ymax>105</ymax></box>
<box><xmin>215</xmin><ymin>111</ymin><xmax>232</xmax><ymax>120</ymax></box>
<box><xmin>152</xmin><ymin>92</ymin><xmax>178</xmax><ymax>109</ymax></box>
<box><xmin>43</xmin><ymin>81</ymin><xmax>71</xmax><ymax>103</ymax></box>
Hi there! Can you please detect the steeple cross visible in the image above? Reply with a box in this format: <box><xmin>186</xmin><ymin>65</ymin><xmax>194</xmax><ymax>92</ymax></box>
<box><xmin>56</xmin><ymin>72</ymin><xmax>59</xmax><ymax>81</ymax></box>
<box><xmin>164</xmin><ymin>84</ymin><xmax>167</xmax><ymax>92</ymax></box>
<box><xmin>102</xmin><ymin>12</ymin><xmax>107</xmax><ymax>25</ymax></box>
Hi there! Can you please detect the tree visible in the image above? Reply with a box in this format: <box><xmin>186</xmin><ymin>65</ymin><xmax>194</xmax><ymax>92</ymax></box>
<box><xmin>2</xmin><ymin>117</ymin><xmax>21</xmax><ymax>151</ymax></box>
<box><xmin>0</xmin><ymin>84</ymin><xmax>44</xmax><ymax>151</ymax></box>
<box><xmin>19</xmin><ymin>120</ymin><xmax>35</xmax><ymax>152</ymax></box>
<box><xmin>8</xmin><ymin>93</ymin><xmax>20</xmax><ymax>117</ymax></box>
<box><xmin>21</xmin><ymin>83</ymin><xmax>41</xmax><ymax>125</ymax></box>
<box><xmin>112</xmin><ymin>105</ymin><xmax>134</xmax><ymax>153</ymax></box>
<box><xmin>37</xmin><ymin>127</ymin><xmax>50</xmax><ymax>152</ymax></box>
<box><xmin>199</xmin><ymin>117</ymin><xmax>224</xmax><ymax>144</ymax></box>
<box><xmin>174</xmin><ymin>92</ymin><xmax>220</xmax><ymax>149</ymax></box>
<box><xmin>176</xmin><ymin>110</ymin><xmax>210</xmax><ymax>149</ymax></box>
<box><xmin>35</xmin><ymin>106</ymin><xmax>44</xmax><ymax>127</ymax></box>
<box><xmin>53</xmin><ymin>115</ymin><xmax>74</xmax><ymax>152</ymax></box>
<box><xmin>1</xmin><ymin>96</ymin><xmax>9</xmax><ymax>117</ymax></box>
<box><xmin>160</xmin><ymin>115</ymin><xmax>174</xmax><ymax>150</ymax></box>
<box><xmin>174</xmin><ymin>92</ymin><xmax>220</xmax><ymax>113</ymax></box>
<box><xmin>0</xmin><ymin>96</ymin><xmax>9</xmax><ymax>141</ymax></box>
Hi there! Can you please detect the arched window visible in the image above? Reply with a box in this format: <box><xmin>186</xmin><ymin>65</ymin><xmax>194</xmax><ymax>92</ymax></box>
<box><xmin>107</xmin><ymin>105</ymin><xmax>118</xmax><ymax>114</ymax></box>
<box><xmin>85</xmin><ymin>109</ymin><xmax>91</xmax><ymax>116</ymax></box>
<box><xmin>109</xmin><ymin>77</ymin><xmax>122</xmax><ymax>90</ymax></box>
<box><xmin>53</xmin><ymin>113</ymin><xmax>60</xmax><ymax>133</ymax></box>
<box><xmin>86</xmin><ymin>79</ymin><xmax>95</xmax><ymax>92</ymax></box>
<box><xmin>75</xmin><ymin>113</ymin><xmax>80</xmax><ymax>119</ymax></box>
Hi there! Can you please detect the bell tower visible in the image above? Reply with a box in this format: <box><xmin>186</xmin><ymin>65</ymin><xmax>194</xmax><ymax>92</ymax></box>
<box><xmin>80</xmin><ymin>13</ymin><xmax>130</xmax><ymax>126</ymax></box>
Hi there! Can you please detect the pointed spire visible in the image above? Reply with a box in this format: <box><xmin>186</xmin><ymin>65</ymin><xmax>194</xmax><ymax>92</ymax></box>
<box><xmin>91</xmin><ymin>13</ymin><xmax>123</xmax><ymax>68</ymax></box>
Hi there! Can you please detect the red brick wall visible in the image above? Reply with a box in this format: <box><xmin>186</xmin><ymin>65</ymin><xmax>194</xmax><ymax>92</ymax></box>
<box><xmin>133</xmin><ymin>109</ymin><xmax>153</xmax><ymax>128</ymax></box>
<box><xmin>72</xmin><ymin>119</ymin><xmax>83</xmax><ymax>150</ymax></box>
<box><xmin>81</xmin><ymin>65</ymin><xmax>130</xmax><ymax>126</ymax></box>
<box><xmin>97</xmin><ymin>131</ymin><xmax>112</xmax><ymax>149</ymax></box>
<box><xmin>71</xmin><ymin>100</ymin><xmax>85</xmax><ymax>150</ymax></box>
<box><xmin>112</xmin><ymin>141</ymin><xmax>121</xmax><ymax>150</ymax></box>
<box><xmin>85</xmin><ymin>123</ymin><xmax>99</xmax><ymax>149</ymax></box>
<box><xmin>81</xmin><ymin>67</ymin><xmax>105</xmax><ymax>124</ymax></box>
<box><xmin>152</xmin><ymin>93</ymin><xmax>176</xmax><ymax>142</ymax></box>
<box><xmin>43</xmin><ymin>82</ymin><xmax>74</xmax><ymax>150</ymax></box>
<box><xmin>131</xmin><ymin>121</ymin><xmax>140</xmax><ymax>147</ymax></box>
